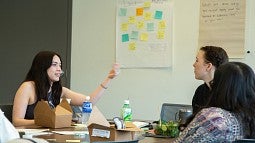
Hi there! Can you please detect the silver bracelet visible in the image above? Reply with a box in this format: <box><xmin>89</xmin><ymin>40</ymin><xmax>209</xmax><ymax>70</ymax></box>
<box><xmin>100</xmin><ymin>84</ymin><xmax>107</xmax><ymax>89</ymax></box>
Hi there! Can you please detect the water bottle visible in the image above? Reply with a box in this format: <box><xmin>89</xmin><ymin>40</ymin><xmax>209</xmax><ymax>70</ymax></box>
<box><xmin>121</xmin><ymin>99</ymin><xmax>132</xmax><ymax>122</ymax></box>
<box><xmin>81</xmin><ymin>96</ymin><xmax>92</xmax><ymax>125</ymax></box>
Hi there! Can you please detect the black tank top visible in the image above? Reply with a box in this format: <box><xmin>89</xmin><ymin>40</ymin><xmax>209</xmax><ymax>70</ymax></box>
<box><xmin>24</xmin><ymin>101</ymin><xmax>38</xmax><ymax>119</ymax></box>
<box><xmin>24</xmin><ymin>91</ymin><xmax>55</xmax><ymax>119</ymax></box>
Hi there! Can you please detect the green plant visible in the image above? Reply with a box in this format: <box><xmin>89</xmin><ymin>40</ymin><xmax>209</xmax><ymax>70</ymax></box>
<box><xmin>154</xmin><ymin>120</ymin><xmax>180</xmax><ymax>138</ymax></box>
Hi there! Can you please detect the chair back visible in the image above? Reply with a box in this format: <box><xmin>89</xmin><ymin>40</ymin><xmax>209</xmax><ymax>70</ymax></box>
<box><xmin>160</xmin><ymin>103</ymin><xmax>192</xmax><ymax>122</ymax></box>
<box><xmin>0</xmin><ymin>104</ymin><xmax>13</xmax><ymax>122</ymax></box>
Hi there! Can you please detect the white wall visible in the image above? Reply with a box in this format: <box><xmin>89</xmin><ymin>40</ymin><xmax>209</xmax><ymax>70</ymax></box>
<box><xmin>71</xmin><ymin>0</ymin><xmax>255</xmax><ymax>121</ymax></box>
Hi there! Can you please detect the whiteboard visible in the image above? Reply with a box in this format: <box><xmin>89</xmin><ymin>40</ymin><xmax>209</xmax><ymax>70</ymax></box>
<box><xmin>198</xmin><ymin>0</ymin><xmax>246</xmax><ymax>58</ymax></box>
<box><xmin>116</xmin><ymin>0</ymin><xmax>173</xmax><ymax>68</ymax></box>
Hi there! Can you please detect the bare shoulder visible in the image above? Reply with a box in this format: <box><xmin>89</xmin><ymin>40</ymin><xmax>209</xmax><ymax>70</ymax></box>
<box><xmin>20</xmin><ymin>81</ymin><xmax>35</xmax><ymax>89</ymax></box>
<box><xmin>15</xmin><ymin>81</ymin><xmax>35</xmax><ymax>98</ymax></box>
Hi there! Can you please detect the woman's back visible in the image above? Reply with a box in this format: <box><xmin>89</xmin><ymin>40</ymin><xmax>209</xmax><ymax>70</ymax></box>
<box><xmin>174</xmin><ymin>107</ymin><xmax>243</xmax><ymax>142</ymax></box>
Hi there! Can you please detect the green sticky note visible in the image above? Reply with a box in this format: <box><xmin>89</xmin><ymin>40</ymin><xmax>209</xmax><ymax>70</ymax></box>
<box><xmin>130</xmin><ymin>31</ymin><xmax>138</xmax><ymax>40</ymax></box>
<box><xmin>154</xmin><ymin>10</ymin><xmax>163</xmax><ymax>19</ymax></box>
<box><xmin>119</xmin><ymin>8</ymin><xmax>127</xmax><ymax>16</ymax></box>
<box><xmin>147</xmin><ymin>23</ymin><xmax>154</xmax><ymax>31</ymax></box>
<box><xmin>122</xmin><ymin>34</ymin><xmax>129</xmax><ymax>42</ymax></box>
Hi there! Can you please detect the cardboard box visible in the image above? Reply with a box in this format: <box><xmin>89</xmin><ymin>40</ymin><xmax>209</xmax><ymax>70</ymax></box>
<box><xmin>34</xmin><ymin>98</ymin><xmax>73</xmax><ymax>128</ymax></box>
<box><xmin>87</xmin><ymin>106</ymin><xmax>141</xmax><ymax>142</ymax></box>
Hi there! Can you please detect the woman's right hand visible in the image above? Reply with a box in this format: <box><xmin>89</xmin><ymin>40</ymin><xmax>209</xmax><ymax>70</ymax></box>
<box><xmin>108</xmin><ymin>63</ymin><xmax>120</xmax><ymax>79</ymax></box>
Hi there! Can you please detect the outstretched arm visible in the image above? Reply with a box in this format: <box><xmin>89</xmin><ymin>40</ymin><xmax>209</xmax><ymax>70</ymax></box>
<box><xmin>62</xmin><ymin>63</ymin><xmax>120</xmax><ymax>105</ymax></box>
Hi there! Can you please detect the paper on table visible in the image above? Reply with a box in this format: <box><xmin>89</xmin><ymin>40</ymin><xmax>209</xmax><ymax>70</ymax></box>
<box><xmin>17</xmin><ymin>128</ymin><xmax>50</xmax><ymax>133</ymax></box>
<box><xmin>16</xmin><ymin>128</ymin><xmax>52</xmax><ymax>136</ymax></box>
<box><xmin>52</xmin><ymin>130</ymin><xmax>89</xmax><ymax>135</ymax></box>
<box><xmin>132</xmin><ymin>121</ymin><xmax>149</xmax><ymax>128</ymax></box>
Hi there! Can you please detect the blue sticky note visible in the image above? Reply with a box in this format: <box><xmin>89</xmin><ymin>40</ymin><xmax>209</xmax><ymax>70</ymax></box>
<box><xmin>154</xmin><ymin>10</ymin><xmax>163</xmax><ymax>20</ymax></box>
<box><xmin>119</xmin><ymin>8</ymin><xmax>127</xmax><ymax>16</ymax></box>
<box><xmin>122</xmin><ymin>34</ymin><xmax>129</xmax><ymax>42</ymax></box>
<box><xmin>147</xmin><ymin>23</ymin><xmax>154</xmax><ymax>31</ymax></box>
<box><xmin>130</xmin><ymin>31</ymin><xmax>138</xmax><ymax>40</ymax></box>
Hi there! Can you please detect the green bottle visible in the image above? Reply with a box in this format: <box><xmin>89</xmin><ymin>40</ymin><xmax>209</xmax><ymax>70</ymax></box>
<box><xmin>121</xmin><ymin>100</ymin><xmax>132</xmax><ymax>122</ymax></box>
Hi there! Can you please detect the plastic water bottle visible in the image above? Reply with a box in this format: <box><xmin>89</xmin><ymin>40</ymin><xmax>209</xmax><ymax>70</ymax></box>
<box><xmin>81</xmin><ymin>96</ymin><xmax>92</xmax><ymax>125</ymax></box>
<box><xmin>121</xmin><ymin>99</ymin><xmax>132</xmax><ymax>122</ymax></box>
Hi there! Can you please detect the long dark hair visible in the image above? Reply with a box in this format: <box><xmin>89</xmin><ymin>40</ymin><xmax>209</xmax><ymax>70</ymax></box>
<box><xmin>25</xmin><ymin>51</ymin><xmax>62</xmax><ymax>106</ymax></box>
<box><xmin>208</xmin><ymin>62</ymin><xmax>255</xmax><ymax>138</ymax></box>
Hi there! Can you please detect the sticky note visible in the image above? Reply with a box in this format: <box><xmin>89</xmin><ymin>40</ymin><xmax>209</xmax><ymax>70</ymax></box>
<box><xmin>157</xmin><ymin>30</ymin><xmax>165</xmax><ymax>39</ymax></box>
<box><xmin>136</xmin><ymin>8</ymin><xmax>143</xmax><ymax>16</ymax></box>
<box><xmin>128</xmin><ymin>42</ymin><xmax>136</xmax><ymax>51</ymax></box>
<box><xmin>130</xmin><ymin>31</ymin><xmax>139</xmax><ymax>40</ymax></box>
<box><xmin>119</xmin><ymin>8</ymin><xmax>127</xmax><ymax>16</ymax></box>
<box><xmin>147</xmin><ymin>23</ymin><xmax>154</xmax><ymax>31</ymax></box>
<box><xmin>154</xmin><ymin>10</ymin><xmax>163</xmax><ymax>20</ymax></box>
<box><xmin>144</xmin><ymin>2</ymin><xmax>151</xmax><ymax>8</ymax></box>
<box><xmin>121</xmin><ymin>23</ymin><xmax>129</xmax><ymax>31</ymax></box>
<box><xmin>144</xmin><ymin>12</ymin><xmax>152</xmax><ymax>20</ymax></box>
<box><xmin>136</xmin><ymin>21</ymin><xmax>144</xmax><ymax>29</ymax></box>
<box><xmin>128</xmin><ymin>16</ymin><xmax>136</xmax><ymax>24</ymax></box>
<box><xmin>122</xmin><ymin>34</ymin><xmax>129</xmax><ymax>42</ymax></box>
<box><xmin>140</xmin><ymin>33</ymin><xmax>148</xmax><ymax>41</ymax></box>
<box><xmin>158</xmin><ymin>20</ymin><xmax>166</xmax><ymax>29</ymax></box>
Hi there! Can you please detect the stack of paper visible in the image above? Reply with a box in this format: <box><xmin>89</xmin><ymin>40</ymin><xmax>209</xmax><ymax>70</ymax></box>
<box><xmin>132</xmin><ymin>121</ymin><xmax>149</xmax><ymax>128</ymax></box>
<box><xmin>16</xmin><ymin>128</ymin><xmax>52</xmax><ymax>136</ymax></box>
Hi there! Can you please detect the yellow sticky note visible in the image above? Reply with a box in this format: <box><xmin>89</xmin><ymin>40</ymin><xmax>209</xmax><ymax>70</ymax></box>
<box><xmin>140</xmin><ymin>33</ymin><xmax>148</xmax><ymax>41</ymax></box>
<box><xmin>128</xmin><ymin>16</ymin><xmax>136</xmax><ymax>24</ymax></box>
<box><xmin>136</xmin><ymin>21</ymin><xmax>144</xmax><ymax>29</ymax></box>
<box><xmin>144</xmin><ymin>2</ymin><xmax>151</xmax><ymax>8</ymax></box>
<box><xmin>158</xmin><ymin>20</ymin><xmax>166</xmax><ymax>29</ymax></box>
<box><xmin>121</xmin><ymin>23</ymin><xmax>129</xmax><ymax>31</ymax></box>
<box><xmin>144</xmin><ymin>12</ymin><xmax>152</xmax><ymax>20</ymax></box>
<box><xmin>128</xmin><ymin>42</ymin><xmax>136</xmax><ymax>51</ymax></box>
<box><xmin>157</xmin><ymin>30</ymin><xmax>165</xmax><ymax>39</ymax></box>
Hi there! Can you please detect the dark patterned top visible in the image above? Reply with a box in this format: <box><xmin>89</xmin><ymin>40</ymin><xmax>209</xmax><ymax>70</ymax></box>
<box><xmin>174</xmin><ymin>107</ymin><xmax>243</xmax><ymax>143</ymax></box>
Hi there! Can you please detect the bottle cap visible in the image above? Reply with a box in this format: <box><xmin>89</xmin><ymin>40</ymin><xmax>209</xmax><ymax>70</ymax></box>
<box><xmin>124</xmin><ymin>100</ymin><xmax>129</xmax><ymax>104</ymax></box>
<box><xmin>85</xmin><ymin>96</ymin><xmax>90</xmax><ymax>101</ymax></box>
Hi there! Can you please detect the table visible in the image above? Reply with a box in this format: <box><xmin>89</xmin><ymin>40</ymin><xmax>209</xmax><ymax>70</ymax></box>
<box><xmin>17</xmin><ymin>125</ymin><xmax>176</xmax><ymax>143</ymax></box>
<box><xmin>139</xmin><ymin>137</ymin><xmax>175</xmax><ymax>143</ymax></box>
<box><xmin>17</xmin><ymin>125</ymin><xmax>89</xmax><ymax>142</ymax></box>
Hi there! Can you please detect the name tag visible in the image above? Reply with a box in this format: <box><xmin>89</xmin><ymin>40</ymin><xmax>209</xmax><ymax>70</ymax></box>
<box><xmin>91</xmin><ymin>128</ymin><xmax>110</xmax><ymax>138</ymax></box>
